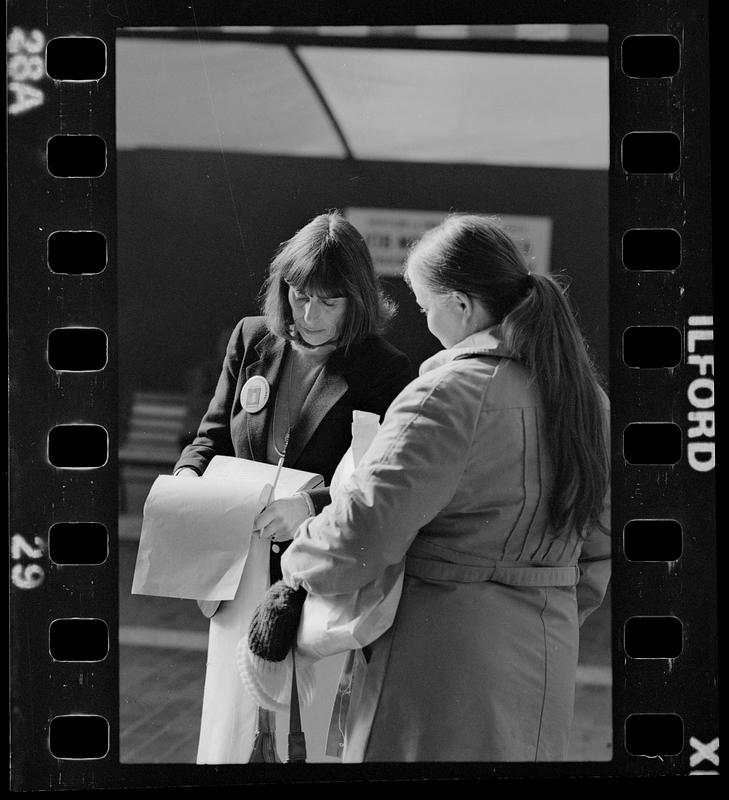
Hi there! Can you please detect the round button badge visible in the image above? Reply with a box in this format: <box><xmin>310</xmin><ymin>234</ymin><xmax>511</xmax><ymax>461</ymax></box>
<box><xmin>241</xmin><ymin>375</ymin><xmax>270</xmax><ymax>413</ymax></box>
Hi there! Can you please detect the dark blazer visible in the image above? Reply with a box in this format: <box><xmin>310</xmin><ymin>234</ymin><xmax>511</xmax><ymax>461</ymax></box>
<box><xmin>174</xmin><ymin>316</ymin><xmax>413</xmax><ymax>579</ymax></box>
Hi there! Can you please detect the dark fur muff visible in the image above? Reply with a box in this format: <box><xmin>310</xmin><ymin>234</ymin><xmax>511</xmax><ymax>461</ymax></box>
<box><xmin>248</xmin><ymin>580</ymin><xmax>307</xmax><ymax>662</ymax></box>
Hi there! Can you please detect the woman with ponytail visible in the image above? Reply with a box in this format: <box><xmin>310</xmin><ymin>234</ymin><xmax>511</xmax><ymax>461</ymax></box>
<box><xmin>252</xmin><ymin>214</ymin><xmax>610</xmax><ymax>762</ymax></box>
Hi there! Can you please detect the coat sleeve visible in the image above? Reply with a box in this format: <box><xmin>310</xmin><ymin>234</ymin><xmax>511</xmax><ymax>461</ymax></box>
<box><xmin>281</xmin><ymin>366</ymin><xmax>483</xmax><ymax>596</ymax></box>
<box><xmin>576</xmin><ymin>515</ymin><xmax>611</xmax><ymax>627</ymax></box>
<box><xmin>173</xmin><ymin>319</ymin><xmax>245</xmax><ymax>474</ymax></box>
<box><xmin>576</xmin><ymin>394</ymin><xmax>611</xmax><ymax>626</ymax></box>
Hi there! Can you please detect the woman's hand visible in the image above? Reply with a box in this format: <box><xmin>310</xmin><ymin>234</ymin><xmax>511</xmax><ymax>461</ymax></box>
<box><xmin>175</xmin><ymin>468</ymin><xmax>199</xmax><ymax>478</ymax></box>
<box><xmin>253</xmin><ymin>495</ymin><xmax>311</xmax><ymax>543</ymax></box>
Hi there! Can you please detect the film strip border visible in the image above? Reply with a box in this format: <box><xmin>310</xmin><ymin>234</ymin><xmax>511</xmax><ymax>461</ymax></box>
<box><xmin>7</xmin><ymin>0</ymin><xmax>717</xmax><ymax>788</ymax></box>
<box><xmin>167</xmin><ymin>23</ymin><xmax>610</xmax><ymax>43</ymax></box>
<box><xmin>610</xmin><ymin>7</ymin><xmax>718</xmax><ymax>778</ymax></box>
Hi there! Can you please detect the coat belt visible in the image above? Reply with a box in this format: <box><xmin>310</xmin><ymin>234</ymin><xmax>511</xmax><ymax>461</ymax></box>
<box><xmin>404</xmin><ymin>539</ymin><xmax>580</xmax><ymax>587</ymax></box>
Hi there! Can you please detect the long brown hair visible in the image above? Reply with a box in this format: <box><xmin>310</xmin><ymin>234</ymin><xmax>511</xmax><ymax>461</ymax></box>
<box><xmin>262</xmin><ymin>211</ymin><xmax>395</xmax><ymax>351</ymax></box>
<box><xmin>408</xmin><ymin>214</ymin><xmax>609</xmax><ymax>538</ymax></box>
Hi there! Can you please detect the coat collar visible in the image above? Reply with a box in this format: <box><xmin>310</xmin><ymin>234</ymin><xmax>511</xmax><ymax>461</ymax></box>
<box><xmin>245</xmin><ymin>333</ymin><xmax>286</xmax><ymax>461</ymax></box>
<box><xmin>244</xmin><ymin>332</ymin><xmax>348</xmax><ymax>466</ymax></box>
<box><xmin>418</xmin><ymin>326</ymin><xmax>514</xmax><ymax>376</ymax></box>
<box><xmin>286</xmin><ymin>366</ymin><xmax>348</xmax><ymax>467</ymax></box>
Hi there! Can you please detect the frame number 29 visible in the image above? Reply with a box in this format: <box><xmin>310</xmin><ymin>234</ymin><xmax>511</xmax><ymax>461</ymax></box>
<box><xmin>11</xmin><ymin>534</ymin><xmax>45</xmax><ymax>590</ymax></box>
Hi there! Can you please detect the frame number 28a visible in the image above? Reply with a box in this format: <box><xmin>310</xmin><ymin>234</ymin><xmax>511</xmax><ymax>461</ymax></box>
<box><xmin>7</xmin><ymin>27</ymin><xmax>46</xmax><ymax>115</ymax></box>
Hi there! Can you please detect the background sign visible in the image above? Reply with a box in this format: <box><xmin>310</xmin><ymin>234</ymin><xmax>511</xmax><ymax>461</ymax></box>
<box><xmin>345</xmin><ymin>207</ymin><xmax>553</xmax><ymax>276</ymax></box>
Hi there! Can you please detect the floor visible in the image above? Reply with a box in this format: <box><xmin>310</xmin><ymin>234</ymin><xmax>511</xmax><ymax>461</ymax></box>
<box><xmin>119</xmin><ymin>515</ymin><xmax>613</xmax><ymax>766</ymax></box>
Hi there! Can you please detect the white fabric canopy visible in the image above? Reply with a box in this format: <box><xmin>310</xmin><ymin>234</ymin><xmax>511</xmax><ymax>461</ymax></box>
<box><xmin>116</xmin><ymin>38</ymin><xmax>608</xmax><ymax>169</ymax></box>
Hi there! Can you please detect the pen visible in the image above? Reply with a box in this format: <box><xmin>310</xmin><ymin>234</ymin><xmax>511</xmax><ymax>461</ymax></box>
<box><xmin>263</xmin><ymin>430</ymin><xmax>289</xmax><ymax>507</ymax></box>
<box><xmin>266</xmin><ymin>455</ymin><xmax>285</xmax><ymax>507</ymax></box>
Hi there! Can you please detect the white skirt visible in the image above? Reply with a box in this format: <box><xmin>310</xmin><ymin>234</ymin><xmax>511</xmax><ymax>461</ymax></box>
<box><xmin>196</xmin><ymin>534</ymin><xmax>345</xmax><ymax>764</ymax></box>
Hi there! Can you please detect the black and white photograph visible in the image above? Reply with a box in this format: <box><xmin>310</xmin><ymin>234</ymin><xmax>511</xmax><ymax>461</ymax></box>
<box><xmin>116</xmin><ymin>24</ymin><xmax>612</xmax><ymax>765</ymax></box>
<box><xmin>8</xmin><ymin>0</ymin><xmax>719</xmax><ymax>788</ymax></box>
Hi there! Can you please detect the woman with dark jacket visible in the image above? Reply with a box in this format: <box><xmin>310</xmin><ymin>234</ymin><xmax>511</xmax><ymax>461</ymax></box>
<box><xmin>175</xmin><ymin>211</ymin><xmax>412</xmax><ymax>763</ymax></box>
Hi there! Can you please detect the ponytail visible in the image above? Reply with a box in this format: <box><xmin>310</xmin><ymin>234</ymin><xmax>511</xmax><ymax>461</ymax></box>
<box><xmin>500</xmin><ymin>272</ymin><xmax>609</xmax><ymax>538</ymax></box>
<box><xmin>408</xmin><ymin>213</ymin><xmax>609</xmax><ymax>539</ymax></box>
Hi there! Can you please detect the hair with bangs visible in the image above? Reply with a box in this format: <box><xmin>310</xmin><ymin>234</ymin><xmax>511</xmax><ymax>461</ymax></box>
<box><xmin>406</xmin><ymin>214</ymin><xmax>609</xmax><ymax>541</ymax></box>
<box><xmin>262</xmin><ymin>211</ymin><xmax>395</xmax><ymax>350</ymax></box>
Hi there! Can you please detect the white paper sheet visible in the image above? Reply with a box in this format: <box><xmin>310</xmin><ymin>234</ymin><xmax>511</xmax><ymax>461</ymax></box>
<box><xmin>350</xmin><ymin>409</ymin><xmax>381</xmax><ymax>467</ymax></box>
<box><xmin>131</xmin><ymin>456</ymin><xmax>323</xmax><ymax>602</ymax></box>
<box><xmin>330</xmin><ymin>410</ymin><xmax>381</xmax><ymax>496</ymax></box>
<box><xmin>203</xmin><ymin>454</ymin><xmax>323</xmax><ymax>496</ymax></box>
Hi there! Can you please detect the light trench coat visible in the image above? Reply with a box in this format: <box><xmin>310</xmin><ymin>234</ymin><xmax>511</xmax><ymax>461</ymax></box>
<box><xmin>282</xmin><ymin>328</ymin><xmax>611</xmax><ymax>762</ymax></box>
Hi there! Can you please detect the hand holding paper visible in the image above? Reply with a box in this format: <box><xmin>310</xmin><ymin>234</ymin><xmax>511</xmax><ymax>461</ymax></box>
<box><xmin>253</xmin><ymin>495</ymin><xmax>310</xmax><ymax>542</ymax></box>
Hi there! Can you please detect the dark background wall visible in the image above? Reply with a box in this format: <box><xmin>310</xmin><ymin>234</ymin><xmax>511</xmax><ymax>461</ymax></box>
<box><xmin>118</xmin><ymin>149</ymin><xmax>608</xmax><ymax>428</ymax></box>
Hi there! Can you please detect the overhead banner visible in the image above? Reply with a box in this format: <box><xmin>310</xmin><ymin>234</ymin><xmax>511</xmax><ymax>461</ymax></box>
<box><xmin>345</xmin><ymin>207</ymin><xmax>553</xmax><ymax>276</ymax></box>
